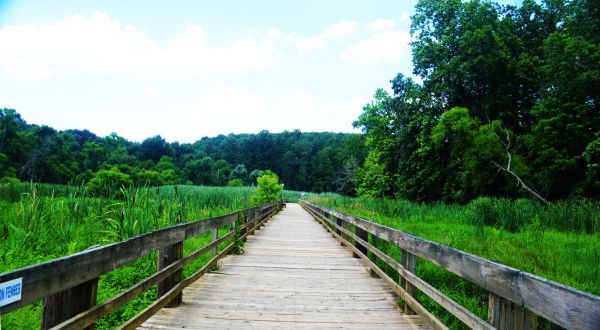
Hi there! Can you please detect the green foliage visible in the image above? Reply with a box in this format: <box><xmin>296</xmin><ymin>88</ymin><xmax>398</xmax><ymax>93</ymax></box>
<box><xmin>229</xmin><ymin>164</ymin><xmax>248</xmax><ymax>184</ymax></box>
<box><xmin>0</xmin><ymin>108</ymin><xmax>363</xmax><ymax>194</ymax></box>
<box><xmin>227</xmin><ymin>178</ymin><xmax>244</xmax><ymax>187</ymax></box>
<box><xmin>251</xmin><ymin>173</ymin><xmax>283</xmax><ymax>205</ymax></box>
<box><xmin>353</xmin><ymin>0</ymin><xmax>600</xmax><ymax>202</ymax></box>
<box><xmin>248</xmin><ymin>169</ymin><xmax>264</xmax><ymax>185</ymax></box>
<box><xmin>355</xmin><ymin>151</ymin><xmax>389</xmax><ymax>198</ymax></box>
<box><xmin>87</xmin><ymin>167</ymin><xmax>133</xmax><ymax>197</ymax></box>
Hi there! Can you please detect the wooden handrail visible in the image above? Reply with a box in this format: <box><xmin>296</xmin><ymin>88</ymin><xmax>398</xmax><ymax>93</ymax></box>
<box><xmin>0</xmin><ymin>200</ymin><xmax>284</xmax><ymax>329</ymax></box>
<box><xmin>301</xmin><ymin>201</ymin><xmax>600</xmax><ymax>330</ymax></box>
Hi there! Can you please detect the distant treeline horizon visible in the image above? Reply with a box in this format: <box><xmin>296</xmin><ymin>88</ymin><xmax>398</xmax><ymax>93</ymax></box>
<box><xmin>0</xmin><ymin>108</ymin><xmax>366</xmax><ymax>193</ymax></box>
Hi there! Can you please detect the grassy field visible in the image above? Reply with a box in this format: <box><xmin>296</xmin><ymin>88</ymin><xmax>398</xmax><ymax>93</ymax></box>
<box><xmin>309</xmin><ymin>195</ymin><xmax>600</xmax><ymax>329</ymax></box>
<box><xmin>0</xmin><ymin>183</ymin><xmax>302</xmax><ymax>329</ymax></box>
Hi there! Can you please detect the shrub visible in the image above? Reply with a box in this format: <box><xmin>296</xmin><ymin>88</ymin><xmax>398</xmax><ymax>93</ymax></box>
<box><xmin>227</xmin><ymin>179</ymin><xmax>244</xmax><ymax>187</ymax></box>
<box><xmin>251</xmin><ymin>173</ymin><xmax>282</xmax><ymax>205</ymax></box>
<box><xmin>88</xmin><ymin>167</ymin><xmax>133</xmax><ymax>197</ymax></box>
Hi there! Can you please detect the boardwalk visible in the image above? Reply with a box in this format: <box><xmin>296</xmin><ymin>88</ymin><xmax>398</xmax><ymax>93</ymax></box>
<box><xmin>139</xmin><ymin>203</ymin><xmax>430</xmax><ymax>329</ymax></box>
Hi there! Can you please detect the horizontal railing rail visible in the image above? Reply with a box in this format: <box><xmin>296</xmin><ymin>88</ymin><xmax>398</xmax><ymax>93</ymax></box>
<box><xmin>301</xmin><ymin>201</ymin><xmax>600</xmax><ymax>330</ymax></box>
<box><xmin>0</xmin><ymin>200</ymin><xmax>284</xmax><ymax>329</ymax></box>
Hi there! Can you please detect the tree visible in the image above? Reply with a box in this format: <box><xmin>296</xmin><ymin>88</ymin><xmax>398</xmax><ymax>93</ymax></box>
<box><xmin>140</xmin><ymin>135</ymin><xmax>172</xmax><ymax>163</ymax></box>
<box><xmin>211</xmin><ymin>159</ymin><xmax>231</xmax><ymax>186</ymax></box>
<box><xmin>229</xmin><ymin>164</ymin><xmax>248</xmax><ymax>184</ymax></box>
<box><xmin>252</xmin><ymin>173</ymin><xmax>283</xmax><ymax>205</ymax></box>
<box><xmin>249</xmin><ymin>169</ymin><xmax>264</xmax><ymax>185</ymax></box>
<box><xmin>227</xmin><ymin>178</ymin><xmax>244</xmax><ymax>187</ymax></box>
<box><xmin>87</xmin><ymin>167</ymin><xmax>133</xmax><ymax>196</ymax></box>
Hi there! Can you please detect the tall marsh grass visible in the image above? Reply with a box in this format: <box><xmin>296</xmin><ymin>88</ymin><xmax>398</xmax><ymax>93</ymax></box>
<box><xmin>0</xmin><ymin>183</ymin><xmax>289</xmax><ymax>329</ymax></box>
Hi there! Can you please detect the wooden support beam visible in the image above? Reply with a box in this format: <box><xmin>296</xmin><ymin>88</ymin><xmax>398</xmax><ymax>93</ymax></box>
<box><xmin>488</xmin><ymin>292</ymin><xmax>538</xmax><ymax>330</ymax></box>
<box><xmin>156</xmin><ymin>242</ymin><xmax>183</xmax><ymax>307</ymax></box>
<box><xmin>353</xmin><ymin>225</ymin><xmax>368</xmax><ymax>258</ymax></box>
<box><xmin>42</xmin><ymin>277</ymin><xmax>98</xmax><ymax>330</ymax></box>
<box><xmin>401</xmin><ymin>250</ymin><xmax>417</xmax><ymax>315</ymax></box>
<box><xmin>211</xmin><ymin>228</ymin><xmax>218</xmax><ymax>256</ymax></box>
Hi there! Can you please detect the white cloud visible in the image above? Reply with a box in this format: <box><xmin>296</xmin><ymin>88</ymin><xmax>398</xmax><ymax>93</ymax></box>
<box><xmin>146</xmin><ymin>87</ymin><xmax>367</xmax><ymax>140</ymax></box>
<box><xmin>400</xmin><ymin>11</ymin><xmax>411</xmax><ymax>22</ymax></box>
<box><xmin>367</xmin><ymin>19</ymin><xmax>396</xmax><ymax>32</ymax></box>
<box><xmin>285</xmin><ymin>33</ymin><xmax>325</xmax><ymax>54</ymax></box>
<box><xmin>286</xmin><ymin>19</ymin><xmax>357</xmax><ymax>54</ymax></box>
<box><xmin>322</xmin><ymin>19</ymin><xmax>357</xmax><ymax>38</ymax></box>
<box><xmin>0</xmin><ymin>12</ymin><xmax>281</xmax><ymax>80</ymax></box>
<box><xmin>341</xmin><ymin>30</ymin><xmax>411</xmax><ymax>64</ymax></box>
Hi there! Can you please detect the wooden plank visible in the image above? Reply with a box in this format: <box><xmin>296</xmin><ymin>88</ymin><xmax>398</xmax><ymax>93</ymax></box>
<box><xmin>401</xmin><ymin>250</ymin><xmax>417</xmax><ymax>315</ymax></box>
<box><xmin>51</xmin><ymin>232</ymin><xmax>235</xmax><ymax>330</ymax></box>
<box><xmin>303</xmin><ymin>201</ymin><xmax>600</xmax><ymax>330</ymax></box>
<box><xmin>42</xmin><ymin>277</ymin><xmax>97</xmax><ymax>330</ymax></box>
<box><xmin>121</xmin><ymin>240</ymin><xmax>236</xmax><ymax>329</ymax></box>
<box><xmin>139</xmin><ymin>204</ymin><xmax>431</xmax><ymax>330</ymax></box>
<box><xmin>305</xmin><ymin>206</ymin><xmax>446</xmax><ymax>330</ymax></box>
<box><xmin>156</xmin><ymin>242</ymin><xmax>183</xmax><ymax>307</ymax></box>
<box><xmin>354</xmin><ymin>225</ymin><xmax>368</xmax><ymax>258</ymax></box>
<box><xmin>305</xmin><ymin>204</ymin><xmax>494</xmax><ymax>330</ymax></box>
<box><xmin>211</xmin><ymin>228</ymin><xmax>218</xmax><ymax>256</ymax></box>
<box><xmin>488</xmin><ymin>292</ymin><xmax>538</xmax><ymax>330</ymax></box>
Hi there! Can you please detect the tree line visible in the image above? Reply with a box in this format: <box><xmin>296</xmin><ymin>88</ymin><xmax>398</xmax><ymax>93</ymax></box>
<box><xmin>0</xmin><ymin>108</ymin><xmax>365</xmax><ymax>193</ymax></box>
<box><xmin>352</xmin><ymin>0</ymin><xmax>599</xmax><ymax>203</ymax></box>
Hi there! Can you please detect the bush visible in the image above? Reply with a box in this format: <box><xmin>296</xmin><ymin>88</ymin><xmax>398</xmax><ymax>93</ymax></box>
<box><xmin>227</xmin><ymin>179</ymin><xmax>243</xmax><ymax>187</ymax></box>
<box><xmin>88</xmin><ymin>167</ymin><xmax>133</xmax><ymax>197</ymax></box>
<box><xmin>251</xmin><ymin>173</ymin><xmax>282</xmax><ymax>205</ymax></box>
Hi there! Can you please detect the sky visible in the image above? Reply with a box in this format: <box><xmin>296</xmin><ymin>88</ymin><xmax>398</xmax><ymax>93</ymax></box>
<box><xmin>1</xmin><ymin>1</ymin><xmax>423</xmax><ymax>142</ymax></box>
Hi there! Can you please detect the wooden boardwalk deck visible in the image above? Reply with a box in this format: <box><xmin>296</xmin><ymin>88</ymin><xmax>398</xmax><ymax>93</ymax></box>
<box><xmin>139</xmin><ymin>203</ymin><xmax>431</xmax><ymax>329</ymax></box>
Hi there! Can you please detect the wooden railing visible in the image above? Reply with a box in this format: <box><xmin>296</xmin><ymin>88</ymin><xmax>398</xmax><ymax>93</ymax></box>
<box><xmin>0</xmin><ymin>200</ymin><xmax>284</xmax><ymax>329</ymax></box>
<box><xmin>301</xmin><ymin>201</ymin><xmax>600</xmax><ymax>330</ymax></box>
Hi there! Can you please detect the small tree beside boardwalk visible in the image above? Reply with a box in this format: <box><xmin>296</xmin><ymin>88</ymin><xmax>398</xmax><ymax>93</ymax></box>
<box><xmin>251</xmin><ymin>173</ymin><xmax>283</xmax><ymax>205</ymax></box>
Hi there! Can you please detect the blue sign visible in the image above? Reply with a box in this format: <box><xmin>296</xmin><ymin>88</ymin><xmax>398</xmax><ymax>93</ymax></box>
<box><xmin>0</xmin><ymin>278</ymin><xmax>22</xmax><ymax>307</ymax></box>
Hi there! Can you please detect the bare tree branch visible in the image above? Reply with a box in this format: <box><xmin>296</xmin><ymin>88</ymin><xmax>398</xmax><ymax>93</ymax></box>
<box><xmin>492</xmin><ymin>131</ymin><xmax>550</xmax><ymax>205</ymax></box>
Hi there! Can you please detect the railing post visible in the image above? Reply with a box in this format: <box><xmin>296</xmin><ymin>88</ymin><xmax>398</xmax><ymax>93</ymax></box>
<box><xmin>488</xmin><ymin>292</ymin><xmax>538</xmax><ymax>330</ymax></box>
<box><xmin>156</xmin><ymin>241</ymin><xmax>183</xmax><ymax>307</ymax></box>
<box><xmin>211</xmin><ymin>227</ymin><xmax>218</xmax><ymax>256</ymax></box>
<box><xmin>42</xmin><ymin>278</ymin><xmax>98</xmax><ymax>330</ymax></box>
<box><xmin>369</xmin><ymin>234</ymin><xmax>381</xmax><ymax>278</ymax></box>
<box><xmin>353</xmin><ymin>225</ymin><xmax>368</xmax><ymax>258</ymax></box>
<box><xmin>336</xmin><ymin>217</ymin><xmax>344</xmax><ymax>246</ymax></box>
<box><xmin>241</xmin><ymin>210</ymin><xmax>249</xmax><ymax>241</ymax></box>
<box><xmin>400</xmin><ymin>250</ymin><xmax>417</xmax><ymax>314</ymax></box>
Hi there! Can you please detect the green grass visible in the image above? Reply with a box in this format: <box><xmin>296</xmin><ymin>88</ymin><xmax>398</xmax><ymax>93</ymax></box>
<box><xmin>309</xmin><ymin>195</ymin><xmax>600</xmax><ymax>329</ymax></box>
<box><xmin>0</xmin><ymin>183</ymin><xmax>284</xmax><ymax>329</ymax></box>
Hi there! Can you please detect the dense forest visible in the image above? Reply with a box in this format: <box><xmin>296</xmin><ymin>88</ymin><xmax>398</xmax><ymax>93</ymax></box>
<box><xmin>353</xmin><ymin>0</ymin><xmax>599</xmax><ymax>203</ymax></box>
<box><xmin>0</xmin><ymin>108</ymin><xmax>365</xmax><ymax>193</ymax></box>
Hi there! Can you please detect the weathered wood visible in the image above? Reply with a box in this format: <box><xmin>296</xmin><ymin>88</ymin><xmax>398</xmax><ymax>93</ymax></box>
<box><xmin>304</xmin><ymin>205</ymin><xmax>445</xmax><ymax>330</ymax></box>
<box><xmin>52</xmin><ymin>231</ymin><xmax>236</xmax><ymax>330</ymax></box>
<box><xmin>354</xmin><ymin>225</ymin><xmax>368</xmax><ymax>258</ymax></box>
<box><xmin>306</xmin><ymin>205</ymin><xmax>493</xmax><ymax>330</ymax></box>
<box><xmin>401</xmin><ymin>250</ymin><xmax>417</xmax><ymax>315</ymax></box>
<box><xmin>303</xmin><ymin>201</ymin><xmax>600</xmax><ymax>330</ymax></box>
<box><xmin>241</xmin><ymin>210</ymin><xmax>250</xmax><ymax>241</ymax></box>
<box><xmin>488</xmin><ymin>292</ymin><xmax>538</xmax><ymax>330</ymax></box>
<box><xmin>140</xmin><ymin>204</ymin><xmax>432</xmax><ymax>330</ymax></box>
<box><xmin>211</xmin><ymin>228</ymin><xmax>218</xmax><ymax>256</ymax></box>
<box><xmin>42</xmin><ymin>277</ymin><xmax>98</xmax><ymax>330</ymax></box>
<box><xmin>122</xmin><ymin>240</ymin><xmax>236</xmax><ymax>329</ymax></box>
<box><xmin>157</xmin><ymin>241</ymin><xmax>183</xmax><ymax>307</ymax></box>
<box><xmin>488</xmin><ymin>292</ymin><xmax>501</xmax><ymax>328</ymax></box>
